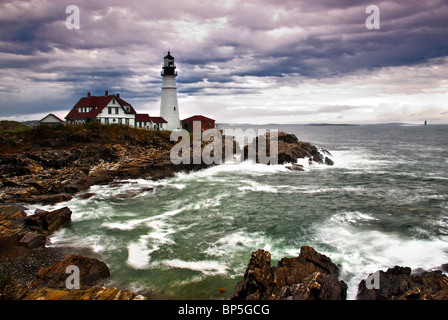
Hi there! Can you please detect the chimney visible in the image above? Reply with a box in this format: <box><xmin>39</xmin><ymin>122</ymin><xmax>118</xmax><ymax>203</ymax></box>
<box><xmin>116</xmin><ymin>93</ymin><xmax>120</xmax><ymax>99</ymax></box>
<box><xmin>87</xmin><ymin>92</ymin><xmax>91</xmax><ymax>97</ymax></box>
<box><xmin>105</xmin><ymin>90</ymin><xmax>109</xmax><ymax>96</ymax></box>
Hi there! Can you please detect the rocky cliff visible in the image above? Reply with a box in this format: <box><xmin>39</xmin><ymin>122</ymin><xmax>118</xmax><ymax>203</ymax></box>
<box><xmin>0</xmin><ymin>124</ymin><xmax>211</xmax><ymax>205</ymax></box>
<box><xmin>232</xmin><ymin>246</ymin><xmax>347</xmax><ymax>300</ymax></box>
<box><xmin>232</xmin><ymin>247</ymin><xmax>448</xmax><ymax>300</ymax></box>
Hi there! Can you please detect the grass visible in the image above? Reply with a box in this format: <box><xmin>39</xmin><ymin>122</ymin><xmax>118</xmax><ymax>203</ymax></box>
<box><xmin>0</xmin><ymin>121</ymin><xmax>32</xmax><ymax>134</ymax></box>
<box><xmin>0</xmin><ymin>121</ymin><xmax>174</xmax><ymax>154</ymax></box>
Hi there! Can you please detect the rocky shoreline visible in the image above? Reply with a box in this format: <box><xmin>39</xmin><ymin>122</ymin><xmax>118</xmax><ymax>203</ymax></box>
<box><xmin>232</xmin><ymin>246</ymin><xmax>448</xmax><ymax>300</ymax></box>
<box><xmin>3</xmin><ymin>123</ymin><xmax>445</xmax><ymax>300</ymax></box>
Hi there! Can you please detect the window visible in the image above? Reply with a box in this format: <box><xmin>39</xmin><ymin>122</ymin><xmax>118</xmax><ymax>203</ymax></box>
<box><xmin>125</xmin><ymin>118</ymin><xmax>129</xmax><ymax>126</ymax></box>
<box><xmin>108</xmin><ymin>107</ymin><xmax>112</xmax><ymax>114</ymax></box>
<box><xmin>105</xmin><ymin>118</ymin><xmax>109</xmax><ymax>125</ymax></box>
<box><xmin>174</xmin><ymin>107</ymin><xmax>176</xmax><ymax>111</ymax></box>
<box><xmin>118</xmin><ymin>118</ymin><xmax>122</xmax><ymax>124</ymax></box>
<box><xmin>115</xmin><ymin>108</ymin><xmax>119</xmax><ymax>114</ymax></box>
<box><xmin>112</xmin><ymin>99</ymin><xmax>115</xmax><ymax>104</ymax></box>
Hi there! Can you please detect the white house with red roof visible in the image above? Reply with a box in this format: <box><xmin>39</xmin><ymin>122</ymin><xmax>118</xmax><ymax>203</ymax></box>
<box><xmin>65</xmin><ymin>90</ymin><xmax>170</xmax><ymax>130</ymax></box>
<box><xmin>65</xmin><ymin>91</ymin><xmax>140</xmax><ymax>126</ymax></box>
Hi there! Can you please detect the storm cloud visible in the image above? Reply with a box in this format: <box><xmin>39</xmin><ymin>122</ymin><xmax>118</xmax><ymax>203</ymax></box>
<box><xmin>0</xmin><ymin>0</ymin><xmax>447</xmax><ymax>123</ymax></box>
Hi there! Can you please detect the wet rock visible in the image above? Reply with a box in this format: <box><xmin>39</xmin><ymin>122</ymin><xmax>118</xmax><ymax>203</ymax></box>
<box><xmin>32</xmin><ymin>254</ymin><xmax>110</xmax><ymax>290</ymax></box>
<box><xmin>25</xmin><ymin>193</ymin><xmax>73</xmax><ymax>205</ymax></box>
<box><xmin>23</xmin><ymin>206</ymin><xmax>72</xmax><ymax>235</ymax></box>
<box><xmin>18</xmin><ymin>232</ymin><xmax>47</xmax><ymax>249</ymax></box>
<box><xmin>22</xmin><ymin>286</ymin><xmax>146</xmax><ymax>300</ymax></box>
<box><xmin>280</xmin><ymin>271</ymin><xmax>348</xmax><ymax>300</ymax></box>
<box><xmin>243</xmin><ymin>132</ymin><xmax>335</xmax><ymax>166</ymax></box>
<box><xmin>285</xmin><ymin>163</ymin><xmax>304</xmax><ymax>171</ymax></box>
<box><xmin>232</xmin><ymin>246</ymin><xmax>347</xmax><ymax>300</ymax></box>
<box><xmin>0</xmin><ymin>205</ymin><xmax>27</xmax><ymax>241</ymax></box>
<box><xmin>324</xmin><ymin>157</ymin><xmax>334</xmax><ymax>166</ymax></box>
<box><xmin>357</xmin><ymin>266</ymin><xmax>448</xmax><ymax>300</ymax></box>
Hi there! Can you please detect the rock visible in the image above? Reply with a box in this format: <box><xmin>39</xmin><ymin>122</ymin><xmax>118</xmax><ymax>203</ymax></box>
<box><xmin>0</xmin><ymin>205</ymin><xmax>27</xmax><ymax>241</ymax></box>
<box><xmin>357</xmin><ymin>265</ymin><xmax>448</xmax><ymax>300</ymax></box>
<box><xmin>77</xmin><ymin>192</ymin><xmax>95</xmax><ymax>200</ymax></box>
<box><xmin>243</xmin><ymin>132</ymin><xmax>335</xmax><ymax>166</ymax></box>
<box><xmin>22</xmin><ymin>286</ymin><xmax>146</xmax><ymax>300</ymax></box>
<box><xmin>23</xmin><ymin>206</ymin><xmax>72</xmax><ymax>235</ymax></box>
<box><xmin>32</xmin><ymin>254</ymin><xmax>110</xmax><ymax>290</ymax></box>
<box><xmin>285</xmin><ymin>163</ymin><xmax>304</xmax><ymax>171</ymax></box>
<box><xmin>281</xmin><ymin>272</ymin><xmax>348</xmax><ymax>300</ymax></box>
<box><xmin>232</xmin><ymin>246</ymin><xmax>347</xmax><ymax>300</ymax></box>
<box><xmin>18</xmin><ymin>232</ymin><xmax>47</xmax><ymax>249</ymax></box>
<box><xmin>25</xmin><ymin>193</ymin><xmax>73</xmax><ymax>205</ymax></box>
<box><xmin>0</xmin><ymin>205</ymin><xmax>26</xmax><ymax>220</ymax></box>
<box><xmin>0</xmin><ymin>274</ymin><xmax>145</xmax><ymax>300</ymax></box>
<box><xmin>324</xmin><ymin>157</ymin><xmax>334</xmax><ymax>166</ymax></box>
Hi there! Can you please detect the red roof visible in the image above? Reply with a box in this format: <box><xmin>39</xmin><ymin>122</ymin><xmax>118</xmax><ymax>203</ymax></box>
<box><xmin>65</xmin><ymin>94</ymin><xmax>136</xmax><ymax>120</ymax></box>
<box><xmin>135</xmin><ymin>114</ymin><xmax>151</xmax><ymax>122</ymax></box>
<box><xmin>150</xmin><ymin>117</ymin><xmax>167</xmax><ymax>123</ymax></box>
<box><xmin>182</xmin><ymin>115</ymin><xmax>215</xmax><ymax>122</ymax></box>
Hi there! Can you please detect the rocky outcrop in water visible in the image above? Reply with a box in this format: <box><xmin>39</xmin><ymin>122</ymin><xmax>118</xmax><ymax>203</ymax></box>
<box><xmin>0</xmin><ymin>204</ymin><xmax>71</xmax><ymax>248</ymax></box>
<box><xmin>232</xmin><ymin>246</ymin><xmax>347</xmax><ymax>300</ymax></box>
<box><xmin>357</xmin><ymin>266</ymin><xmax>448</xmax><ymax>300</ymax></box>
<box><xmin>243</xmin><ymin>132</ymin><xmax>334</xmax><ymax>167</ymax></box>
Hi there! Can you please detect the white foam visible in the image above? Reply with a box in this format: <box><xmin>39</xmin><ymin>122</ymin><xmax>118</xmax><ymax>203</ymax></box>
<box><xmin>171</xmin><ymin>161</ymin><xmax>289</xmax><ymax>182</ymax></box>
<box><xmin>314</xmin><ymin>217</ymin><xmax>448</xmax><ymax>300</ymax></box>
<box><xmin>329</xmin><ymin>211</ymin><xmax>378</xmax><ymax>225</ymax></box>
<box><xmin>237</xmin><ymin>180</ymin><xmax>278</xmax><ymax>193</ymax></box>
<box><xmin>126</xmin><ymin>235</ymin><xmax>158</xmax><ymax>270</ymax></box>
<box><xmin>160</xmin><ymin>259</ymin><xmax>229</xmax><ymax>276</ymax></box>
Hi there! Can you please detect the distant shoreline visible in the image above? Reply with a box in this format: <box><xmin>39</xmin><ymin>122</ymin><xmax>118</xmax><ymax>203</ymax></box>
<box><xmin>304</xmin><ymin>123</ymin><xmax>359</xmax><ymax>127</ymax></box>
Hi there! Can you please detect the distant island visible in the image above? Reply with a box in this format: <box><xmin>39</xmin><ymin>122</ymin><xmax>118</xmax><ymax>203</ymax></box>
<box><xmin>305</xmin><ymin>123</ymin><xmax>359</xmax><ymax>126</ymax></box>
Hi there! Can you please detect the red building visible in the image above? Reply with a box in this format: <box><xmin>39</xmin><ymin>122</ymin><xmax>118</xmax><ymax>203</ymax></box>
<box><xmin>181</xmin><ymin>115</ymin><xmax>215</xmax><ymax>132</ymax></box>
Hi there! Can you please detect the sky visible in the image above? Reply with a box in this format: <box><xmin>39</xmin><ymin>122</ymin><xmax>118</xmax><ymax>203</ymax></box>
<box><xmin>0</xmin><ymin>0</ymin><xmax>447</xmax><ymax>124</ymax></box>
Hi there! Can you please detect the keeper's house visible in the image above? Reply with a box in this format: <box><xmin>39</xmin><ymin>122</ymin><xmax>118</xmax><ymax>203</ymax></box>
<box><xmin>65</xmin><ymin>91</ymin><xmax>166</xmax><ymax>130</ymax></box>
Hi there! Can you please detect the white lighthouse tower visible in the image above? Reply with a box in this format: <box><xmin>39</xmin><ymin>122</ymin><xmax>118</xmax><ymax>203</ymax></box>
<box><xmin>159</xmin><ymin>52</ymin><xmax>180</xmax><ymax>131</ymax></box>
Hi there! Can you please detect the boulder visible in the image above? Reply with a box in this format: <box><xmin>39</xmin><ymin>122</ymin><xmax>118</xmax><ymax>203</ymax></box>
<box><xmin>324</xmin><ymin>157</ymin><xmax>334</xmax><ymax>166</ymax></box>
<box><xmin>23</xmin><ymin>206</ymin><xmax>72</xmax><ymax>235</ymax></box>
<box><xmin>232</xmin><ymin>246</ymin><xmax>347</xmax><ymax>300</ymax></box>
<box><xmin>0</xmin><ymin>205</ymin><xmax>27</xmax><ymax>241</ymax></box>
<box><xmin>32</xmin><ymin>254</ymin><xmax>110</xmax><ymax>290</ymax></box>
<box><xmin>285</xmin><ymin>163</ymin><xmax>304</xmax><ymax>171</ymax></box>
<box><xmin>243</xmin><ymin>132</ymin><xmax>335</xmax><ymax>166</ymax></box>
<box><xmin>279</xmin><ymin>272</ymin><xmax>348</xmax><ymax>300</ymax></box>
<box><xmin>18</xmin><ymin>232</ymin><xmax>47</xmax><ymax>249</ymax></box>
<box><xmin>357</xmin><ymin>266</ymin><xmax>448</xmax><ymax>300</ymax></box>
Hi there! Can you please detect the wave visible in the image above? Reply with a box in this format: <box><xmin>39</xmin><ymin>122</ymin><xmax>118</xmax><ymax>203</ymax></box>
<box><xmin>157</xmin><ymin>259</ymin><xmax>229</xmax><ymax>276</ymax></box>
<box><xmin>314</xmin><ymin>212</ymin><xmax>448</xmax><ymax>300</ymax></box>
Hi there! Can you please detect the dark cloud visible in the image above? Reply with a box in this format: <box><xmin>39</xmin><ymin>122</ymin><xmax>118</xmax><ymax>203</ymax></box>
<box><xmin>0</xmin><ymin>0</ymin><xmax>447</xmax><ymax>121</ymax></box>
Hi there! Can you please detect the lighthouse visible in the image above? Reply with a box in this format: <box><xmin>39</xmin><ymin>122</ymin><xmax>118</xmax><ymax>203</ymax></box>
<box><xmin>160</xmin><ymin>52</ymin><xmax>180</xmax><ymax>131</ymax></box>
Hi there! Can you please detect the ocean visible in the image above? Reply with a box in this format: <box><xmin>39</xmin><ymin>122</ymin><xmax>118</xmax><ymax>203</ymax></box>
<box><xmin>32</xmin><ymin>124</ymin><xmax>448</xmax><ymax>300</ymax></box>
